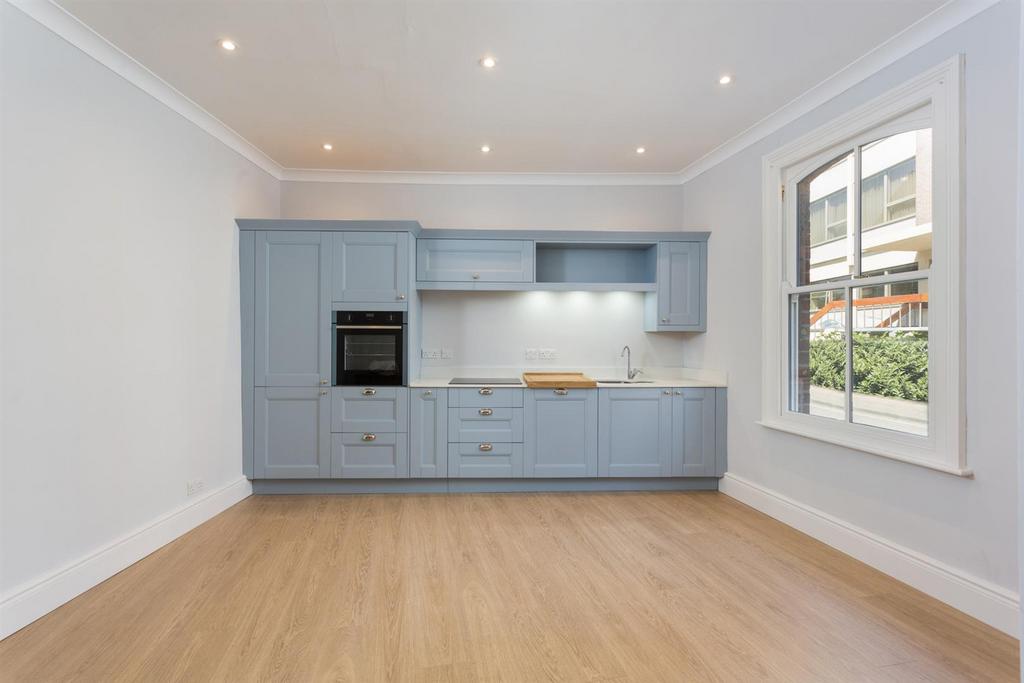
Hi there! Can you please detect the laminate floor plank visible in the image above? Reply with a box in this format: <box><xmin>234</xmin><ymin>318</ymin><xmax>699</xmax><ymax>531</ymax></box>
<box><xmin>0</xmin><ymin>492</ymin><xmax>1017</xmax><ymax>682</ymax></box>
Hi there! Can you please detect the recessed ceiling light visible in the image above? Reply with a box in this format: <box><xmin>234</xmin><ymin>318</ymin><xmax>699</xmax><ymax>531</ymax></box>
<box><xmin>636</xmin><ymin>147</ymin><xmax>646</xmax><ymax>155</ymax></box>
<box><xmin>719</xmin><ymin>74</ymin><xmax>732</xmax><ymax>85</ymax></box>
<box><xmin>220</xmin><ymin>39</ymin><xmax>237</xmax><ymax>52</ymax></box>
<box><xmin>480</xmin><ymin>145</ymin><xmax>491</xmax><ymax>153</ymax></box>
<box><xmin>479</xmin><ymin>55</ymin><xmax>497</xmax><ymax>69</ymax></box>
<box><xmin>322</xmin><ymin>143</ymin><xmax>333</xmax><ymax>151</ymax></box>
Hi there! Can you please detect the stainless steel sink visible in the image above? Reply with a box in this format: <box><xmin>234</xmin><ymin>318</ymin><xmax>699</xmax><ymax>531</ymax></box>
<box><xmin>596</xmin><ymin>379</ymin><xmax>654</xmax><ymax>384</ymax></box>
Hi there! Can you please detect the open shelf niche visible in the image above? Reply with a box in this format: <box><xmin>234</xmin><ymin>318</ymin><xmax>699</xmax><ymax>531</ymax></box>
<box><xmin>533</xmin><ymin>242</ymin><xmax>657</xmax><ymax>290</ymax></box>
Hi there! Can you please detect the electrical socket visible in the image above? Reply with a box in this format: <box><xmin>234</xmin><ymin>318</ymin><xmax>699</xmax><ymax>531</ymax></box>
<box><xmin>525</xmin><ymin>348</ymin><xmax>539</xmax><ymax>360</ymax></box>
<box><xmin>539</xmin><ymin>348</ymin><xmax>558</xmax><ymax>360</ymax></box>
<box><xmin>186</xmin><ymin>479</ymin><xmax>205</xmax><ymax>497</ymax></box>
<box><xmin>421</xmin><ymin>349</ymin><xmax>442</xmax><ymax>360</ymax></box>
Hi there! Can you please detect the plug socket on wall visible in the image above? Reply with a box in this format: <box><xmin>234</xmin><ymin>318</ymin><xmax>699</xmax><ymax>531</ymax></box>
<box><xmin>186</xmin><ymin>479</ymin><xmax>205</xmax><ymax>497</ymax></box>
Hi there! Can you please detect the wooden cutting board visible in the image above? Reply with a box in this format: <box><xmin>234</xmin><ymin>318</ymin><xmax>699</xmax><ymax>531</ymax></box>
<box><xmin>521</xmin><ymin>372</ymin><xmax>597</xmax><ymax>388</ymax></box>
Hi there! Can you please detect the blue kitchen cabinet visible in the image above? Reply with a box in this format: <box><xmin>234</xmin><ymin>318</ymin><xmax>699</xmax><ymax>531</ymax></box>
<box><xmin>525</xmin><ymin>389</ymin><xmax>598</xmax><ymax>477</ymax></box>
<box><xmin>448</xmin><ymin>407</ymin><xmax>524</xmax><ymax>443</ymax></box>
<box><xmin>597</xmin><ymin>388</ymin><xmax>673</xmax><ymax>477</ymax></box>
<box><xmin>254</xmin><ymin>231</ymin><xmax>331</xmax><ymax>387</ymax></box>
<box><xmin>671</xmin><ymin>388</ymin><xmax>718</xmax><ymax>476</ymax></box>
<box><xmin>331</xmin><ymin>432</ymin><xmax>410</xmax><ymax>478</ymax></box>
<box><xmin>253</xmin><ymin>387</ymin><xmax>330</xmax><ymax>478</ymax></box>
<box><xmin>331</xmin><ymin>386</ymin><xmax>409</xmax><ymax>433</ymax></box>
<box><xmin>410</xmin><ymin>388</ymin><xmax>448</xmax><ymax>478</ymax></box>
<box><xmin>416</xmin><ymin>239</ymin><xmax>534</xmax><ymax>283</ymax></box>
<box><xmin>448</xmin><ymin>387</ymin><xmax>524</xmax><ymax>408</ymax></box>
<box><xmin>645</xmin><ymin>241</ymin><xmax>706</xmax><ymax>332</ymax></box>
<box><xmin>448</xmin><ymin>443</ymin><xmax>524</xmax><ymax>478</ymax></box>
<box><xmin>331</xmin><ymin>232</ymin><xmax>409</xmax><ymax>304</ymax></box>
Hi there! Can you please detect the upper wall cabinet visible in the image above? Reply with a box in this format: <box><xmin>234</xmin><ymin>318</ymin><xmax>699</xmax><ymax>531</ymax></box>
<box><xmin>332</xmin><ymin>232</ymin><xmax>409</xmax><ymax>303</ymax></box>
<box><xmin>417</xmin><ymin>239</ymin><xmax>534</xmax><ymax>283</ymax></box>
<box><xmin>645</xmin><ymin>241</ymin><xmax>707</xmax><ymax>332</ymax></box>
<box><xmin>254</xmin><ymin>231</ymin><xmax>330</xmax><ymax>387</ymax></box>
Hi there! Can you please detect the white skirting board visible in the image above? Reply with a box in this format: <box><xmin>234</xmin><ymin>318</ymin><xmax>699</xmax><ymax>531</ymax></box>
<box><xmin>0</xmin><ymin>476</ymin><xmax>252</xmax><ymax>640</ymax></box>
<box><xmin>719</xmin><ymin>472</ymin><xmax>1020</xmax><ymax>637</ymax></box>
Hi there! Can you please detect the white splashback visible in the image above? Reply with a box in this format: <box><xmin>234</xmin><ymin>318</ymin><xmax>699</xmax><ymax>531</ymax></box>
<box><xmin>419</xmin><ymin>291</ymin><xmax>686</xmax><ymax>372</ymax></box>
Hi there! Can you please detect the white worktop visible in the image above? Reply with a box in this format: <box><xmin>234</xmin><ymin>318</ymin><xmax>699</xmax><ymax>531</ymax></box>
<box><xmin>409</xmin><ymin>366</ymin><xmax>726</xmax><ymax>389</ymax></box>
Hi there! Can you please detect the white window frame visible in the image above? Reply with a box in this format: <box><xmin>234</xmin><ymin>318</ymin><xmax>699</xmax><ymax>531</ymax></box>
<box><xmin>760</xmin><ymin>56</ymin><xmax>968</xmax><ymax>476</ymax></box>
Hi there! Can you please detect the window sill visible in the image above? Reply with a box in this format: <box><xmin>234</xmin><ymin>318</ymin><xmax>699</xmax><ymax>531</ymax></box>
<box><xmin>756</xmin><ymin>417</ymin><xmax>973</xmax><ymax>478</ymax></box>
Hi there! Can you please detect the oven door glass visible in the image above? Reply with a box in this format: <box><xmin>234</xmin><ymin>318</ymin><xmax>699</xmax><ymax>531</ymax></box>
<box><xmin>339</xmin><ymin>329</ymin><xmax>403</xmax><ymax>385</ymax></box>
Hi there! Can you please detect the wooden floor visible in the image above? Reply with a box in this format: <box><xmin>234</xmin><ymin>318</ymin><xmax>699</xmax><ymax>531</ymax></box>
<box><xmin>1</xmin><ymin>492</ymin><xmax>1018</xmax><ymax>681</ymax></box>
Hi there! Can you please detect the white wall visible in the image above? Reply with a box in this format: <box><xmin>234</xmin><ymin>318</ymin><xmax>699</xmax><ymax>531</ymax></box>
<box><xmin>419</xmin><ymin>291</ymin><xmax>686</xmax><ymax>374</ymax></box>
<box><xmin>281</xmin><ymin>181</ymin><xmax>685</xmax><ymax>229</ymax></box>
<box><xmin>682</xmin><ymin>0</ymin><xmax>1019</xmax><ymax>620</ymax></box>
<box><xmin>0</xmin><ymin>3</ymin><xmax>278</xmax><ymax>634</ymax></box>
<box><xmin>1017</xmin><ymin>0</ymin><xmax>1024</xmax><ymax>653</ymax></box>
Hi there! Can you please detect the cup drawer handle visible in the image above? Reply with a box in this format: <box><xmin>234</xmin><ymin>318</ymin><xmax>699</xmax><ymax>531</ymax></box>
<box><xmin>478</xmin><ymin>408</ymin><xmax>493</xmax><ymax>416</ymax></box>
<box><xmin>478</xmin><ymin>443</ymin><xmax>493</xmax><ymax>452</ymax></box>
<box><xmin>478</xmin><ymin>388</ymin><xmax>493</xmax><ymax>396</ymax></box>
<box><xmin>362</xmin><ymin>388</ymin><xmax>376</xmax><ymax>396</ymax></box>
<box><xmin>361</xmin><ymin>433</ymin><xmax>377</xmax><ymax>442</ymax></box>
<box><xmin>553</xmin><ymin>388</ymin><xmax>568</xmax><ymax>396</ymax></box>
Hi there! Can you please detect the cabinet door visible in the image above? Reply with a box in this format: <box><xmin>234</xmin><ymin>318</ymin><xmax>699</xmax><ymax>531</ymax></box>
<box><xmin>650</xmin><ymin>241</ymin><xmax>706</xmax><ymax>331</ymax></box>
<box><xmin>416</xmin><ymin>239</ymin><xmax>534</xmax><ymax>283</ymax></box>
<box><xmin>598</xmin><ymin>389</ymin><xmax>672</xmax><ymax>477</ymax></box>
<box><xmin>448</xmin><ymin>408</ymin><xmax>524</xmax><ymax>443</ymax></box>
<box><xmin>332</xmin><ymin>433</ymin><xmax>409</xmax><ymax>478</ymax></box>
<box><xmin>332</xmin><ymin>232</ymin><xmax>409</xmax><ymax>303</ymax></box>
<box><xmin>410</xmin><ymin>388</ymin><xmax>448</xmax><ymax>478</ymax></box>
<box><xmin>331</xmin><ymin>387</ymin><xmax>409</xmax><ymax>433</ymax></box>
<box><xmin>525</xmin><ymin>389</ymin><xmax>598</xmax><ymax>477</ymax></box>
<box><xmin>253</xmin><ymin>387</ymin><xmax>330</xmax><ymax>478</ymax></box>
<box><xmin>254</xmin><ymin>231</ymin><xmax>330</xmax><ymax>386</ymax></box>
<box><xmin>448</xmin><ymin>443</ymin><xmax>524</xmax><ymax>478</ymax></box>
<box><xmin>671</xmin><ymin>388</ymin><xmax>717</xmax><ymax>476</ymax></box>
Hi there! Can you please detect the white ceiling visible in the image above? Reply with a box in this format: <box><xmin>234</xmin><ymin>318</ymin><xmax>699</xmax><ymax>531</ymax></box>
<box><xmin>56</xmin><ymin>0</ymin><xmax>944</xmax><ymax>174</ymax></box>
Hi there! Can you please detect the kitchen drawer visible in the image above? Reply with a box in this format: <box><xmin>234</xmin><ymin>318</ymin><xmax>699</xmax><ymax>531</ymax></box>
<box><xmin>449</xmin><ymin>387</ymin><xmax>523</xmax><ymax>408</ymax></box>
<box><xmin>448</xmin><ymin>442</ymin><xmax>524</xmax><ymax>478</ymax></box>
<box><xmin>331</xmin><ymin>432</ymin><xmax>409</xmax><ymax>478</ymax></box>
<box><xmin>448</xmin><ymin>407</ymin><xmax>524</xmax><ymax>443</ymax></box>
<box><xmin>417</xmin><ymin>239</ymin><xmax>534</xmax><ymax>283</ymax></box>
<box><xmin>331</xmin><ymin>387</ymin><xmax>408</xmax><ymax>433</ymax></box>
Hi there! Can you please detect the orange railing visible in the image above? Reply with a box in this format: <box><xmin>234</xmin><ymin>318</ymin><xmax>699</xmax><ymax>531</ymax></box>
<box><xmin>810</xmin><ymin>293</ymin><xmax>928</xmax><ymax>328</ymax></box>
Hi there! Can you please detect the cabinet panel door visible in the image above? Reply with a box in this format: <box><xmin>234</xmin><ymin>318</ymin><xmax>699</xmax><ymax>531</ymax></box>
<box><xmin>525</xmin><ymin>389</ymin><xmax>598</xmax><ymax>478</ymax></box>
<box><xmin>254</xmin><ymin>232</ymin><xmax>330</xmax><ymax>386</ymax></box>
<box><xmin>597</xmin><ymin>389</ymin><xmax>672</xmax><ymax>477</ymax></box>
<box><xmin>448</xmin><ymin>408</ymin><xmax>524</xmax><ymax>443</ymax></box>
<box><xmin>331</xmin><ymin>433</ymin><xmax>409</xmax><ymax>478</ymax></box>
<box><xmin>449</xmin><ymin>387</ymin><xmax>524</xmax><ymax>408</ymax></box>
<box><xmin>655</xmin><ymin>241</ymin><xmax>706</xmax><ymax>330</ymax></box>
<box><xmin>253</xmin><ymin>387</ymin><xmax>330</xmax><ymax>479</ymax></box>
<box><xmin>331</xmin><ymin>387</ymin><xmax>408</xmax><ymax>433</ymax></box>
<box><xmin>416</xmin><ymin>239</ymin><xmax>534</xmax><ymax>282</ymax></box>
<box><xmin>671</xmin><ymin>388</ymin><xmax>717</xmax><ymax>477</ymax></box>
<box><xmin>448</xmin><ymin>443</ymin><xmax>524</xmax><ymax>478</ymax></box>
<box><xmin>410</xmin><ymin>389</ymin><xmax>448</xmax><ymax>478</ymax></box>
<box><xmin>332</xmin><ymin>232</ymin><xmax>409</xmax><ymax>303</ymax></box>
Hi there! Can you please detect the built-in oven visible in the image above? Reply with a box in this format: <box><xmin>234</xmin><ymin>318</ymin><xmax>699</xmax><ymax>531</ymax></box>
<box><xmin>334</xmin><ymin>311</ymin><xmax>406</xmax><ymax>386</ymax></box>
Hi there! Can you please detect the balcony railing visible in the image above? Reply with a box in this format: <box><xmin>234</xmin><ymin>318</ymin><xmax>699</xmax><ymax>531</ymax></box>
<box><xmin>809</xmin><ymin>293</ymin><xmax>928</xmax><ymax>335</ymax></box>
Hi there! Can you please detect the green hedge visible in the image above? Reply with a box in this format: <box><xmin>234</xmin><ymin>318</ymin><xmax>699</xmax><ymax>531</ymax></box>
<box><xmin>809</xmin><ymin>331</ymin><xmax>928</xmax><ymax>402</ymax></box>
